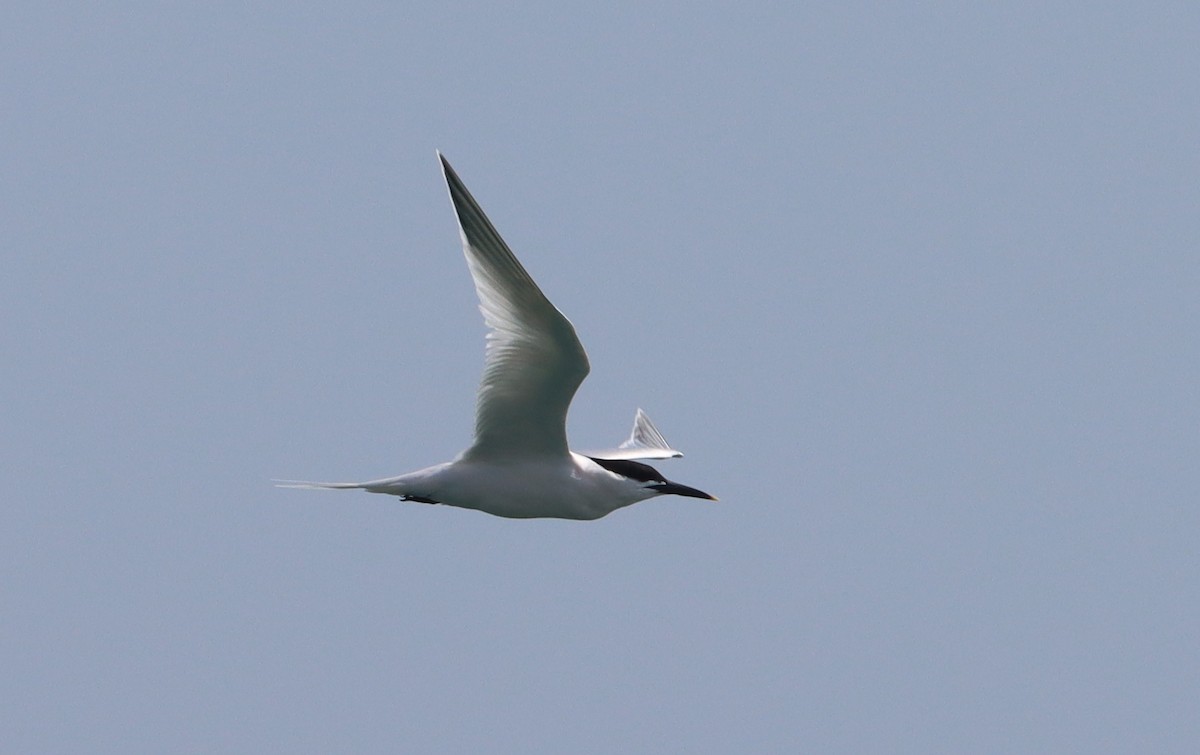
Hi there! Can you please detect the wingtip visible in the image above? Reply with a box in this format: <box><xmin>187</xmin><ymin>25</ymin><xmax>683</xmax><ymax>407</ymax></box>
<box><xmin>438</xmin><ymin>152</ymin><xmax>467</xmax><ymax>198</ymax></box>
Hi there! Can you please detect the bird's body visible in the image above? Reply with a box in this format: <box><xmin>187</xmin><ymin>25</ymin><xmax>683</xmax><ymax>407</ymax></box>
<box><xmin>338</xmin><ymin>454</ymin><xmax>656</xmax><ymax>521</ymax></box>
<box><xmin>279</xmin><ymin>154</ymin><xmax>715</xmax><ymax>519</ymax></box>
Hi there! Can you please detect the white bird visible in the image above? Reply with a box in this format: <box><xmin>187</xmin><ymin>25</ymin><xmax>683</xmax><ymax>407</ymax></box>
<box><xmin>278</xmin><ymin>153</ymin><xmax>716</xmax><ymax>520</ymax></box>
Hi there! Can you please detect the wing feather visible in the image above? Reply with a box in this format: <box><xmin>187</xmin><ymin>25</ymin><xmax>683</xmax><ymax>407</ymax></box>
<box><xmin>439</xmin><ymin>154</ymin><xmax>589</xmax><ymax>460</ymax></box>
<box><xmin>586</xmin><ymin>408</ymin><xmax>684</xmax><ymax>461</ymax></box>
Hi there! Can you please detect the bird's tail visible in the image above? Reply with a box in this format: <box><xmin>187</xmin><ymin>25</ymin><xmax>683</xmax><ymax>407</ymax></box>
<box><xmin>272</xmin><ymin>479</ymin><xmax>365</xmax><ymax>490</ymax></box>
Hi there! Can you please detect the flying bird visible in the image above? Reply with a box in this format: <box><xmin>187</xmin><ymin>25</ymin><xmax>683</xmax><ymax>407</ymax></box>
<box><xmin>278</xmin><ymin>154</ymin><xmax>716</xmax><ymax>519</ymax></box>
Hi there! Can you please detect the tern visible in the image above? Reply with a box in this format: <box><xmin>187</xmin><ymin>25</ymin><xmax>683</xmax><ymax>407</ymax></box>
<box><xmin>278</xmin><ymin>153</ymin><xmax>716</xmax><ymax>519</ymax></box>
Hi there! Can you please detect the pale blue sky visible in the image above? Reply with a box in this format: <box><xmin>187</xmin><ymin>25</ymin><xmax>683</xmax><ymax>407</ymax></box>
<box><xmin>3</xmin><ymin>2</ymin><xmax>1197</xmax><ymax>752</ymax></box>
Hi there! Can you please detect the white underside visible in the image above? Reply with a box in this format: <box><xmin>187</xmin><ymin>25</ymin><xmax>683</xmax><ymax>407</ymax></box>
<box><xmin>358</xmin><ymin>453</ymin><xmax>657</xmax><ymax>520</ymax></box>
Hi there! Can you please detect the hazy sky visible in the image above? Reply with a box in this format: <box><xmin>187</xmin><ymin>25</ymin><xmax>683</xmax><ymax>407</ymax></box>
<box><xmin>4</xmin><ymin>2</ymin><xmax>1197</xmax><ymax>752</ymax></box>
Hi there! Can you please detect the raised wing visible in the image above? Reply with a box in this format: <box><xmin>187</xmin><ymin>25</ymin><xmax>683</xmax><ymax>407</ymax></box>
<box><xmin>439</xmin><ymin>153</ymin><xmax>590</xmax><ymax>460</ymax></box>
<box><xmin>587</xmin><ymin>408</ymin><xmax>683</xmax><ymax>461</ymax></box>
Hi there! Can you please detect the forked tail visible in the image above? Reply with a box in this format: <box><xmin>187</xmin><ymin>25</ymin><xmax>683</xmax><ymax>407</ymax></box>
<box><xmin>272</xmin><ymin>479</ymin><xmax>365</xmax><ymax>490</ymax></box>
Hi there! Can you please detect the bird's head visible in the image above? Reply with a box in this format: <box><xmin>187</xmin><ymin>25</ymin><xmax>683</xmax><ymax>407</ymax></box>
<box><xmin>587</xmin><ymin>457</ymin><xmax>718</xmax><ymax>502</ymax></box>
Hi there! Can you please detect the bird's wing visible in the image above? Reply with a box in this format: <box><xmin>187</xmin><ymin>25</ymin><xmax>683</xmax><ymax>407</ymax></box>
<box><xmin>586</xmin><ymin>408</ymin><xmax>683</xmax><ymax>461</ymax></box>
<box><xmin>439</xmin><ymin>153</ymin><xmax>590</xmax><ymax>460</ymax></box>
